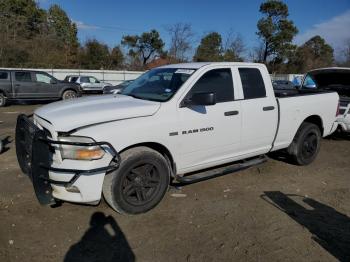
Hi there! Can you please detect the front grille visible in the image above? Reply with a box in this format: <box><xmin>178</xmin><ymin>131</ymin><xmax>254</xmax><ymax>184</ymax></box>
<box><xmin>15</xmin><ymin>114</ymin><xmax>54</xmax><ymax>205</ymax></box>
<box><xmin>16</xmin><ymin>115</ymin><xmax>39</xmax><ymax>175</ymax></box>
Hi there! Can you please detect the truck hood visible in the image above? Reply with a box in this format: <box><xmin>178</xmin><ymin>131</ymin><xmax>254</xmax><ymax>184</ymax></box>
<box><xmin>34</xmin><ymin>95</ymin><xmax>161</xmax><ymax>132</ymax></box>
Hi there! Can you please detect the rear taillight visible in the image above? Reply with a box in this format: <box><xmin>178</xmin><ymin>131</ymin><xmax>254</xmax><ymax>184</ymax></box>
<box><xmin>336</xmin><ymin>102</ymin><xmax>340</xmax><ymax>117</ymax></box>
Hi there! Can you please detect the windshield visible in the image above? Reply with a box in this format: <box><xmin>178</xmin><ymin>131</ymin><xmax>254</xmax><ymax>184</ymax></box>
<box><xmin>120</xmin><ymin>68</ymin><xmax>195</xmax><ymax>102</ymax></box>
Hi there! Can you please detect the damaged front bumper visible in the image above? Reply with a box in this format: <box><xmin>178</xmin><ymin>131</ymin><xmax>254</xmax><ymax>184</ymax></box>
<box><xmin>15</xmin><ymin>114</ymin><xmax>120</xmax><ymax>205</ymax></box>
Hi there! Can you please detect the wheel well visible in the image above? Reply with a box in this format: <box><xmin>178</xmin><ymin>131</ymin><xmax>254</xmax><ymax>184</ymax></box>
<box><xmin>302</xmin><ymin>115</ymin><xmax>324</xmax><ymax>135</ymax></box>
<box><xmin>120</xmin><ymin>142</ymin><xmax>176</xmax><ymax>176</ymax></box>
<box><xmin>61</xmin><ymin>88</ymin><xmax>77</xmax><ymax>96</ymax></box>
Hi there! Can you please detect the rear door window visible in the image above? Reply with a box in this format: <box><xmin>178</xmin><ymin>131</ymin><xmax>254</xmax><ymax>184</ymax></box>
<box><xmin>15</xmin><ymin>72</ymin><xmax>32</xmax><ymax>82</ymax></box>
<box><xmin>239</xmin><ymin>68</ymin><xmax>266</xmax><ymax>99</ymax></box>
<box><xmin>80</xmin><ymin>77</ymin><xmax>90</xmax><ymax>83</ymax></box>
<box><xmin>189</xmin><ymin>68</ymin><xmax>234</xmax><ymax>103</ymax></box>
<box><xmin>71</xmin><ymin>77</ymin><xmax>78</xmax><ymax>82</ymax></box>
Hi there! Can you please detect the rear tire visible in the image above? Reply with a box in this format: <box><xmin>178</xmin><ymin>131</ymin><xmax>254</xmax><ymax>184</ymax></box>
<box><xmin>288</xmin><ymin>122</ymin><xmax>321</xmax><ymax>165</ymax></box>
<box><xmin>103</xmin><ymin>147</ymin><xmax>170</xmax><ymax>214</ymax></box>
<box><xmin>0</xmin><ymin>94</ymin><xmax>6</xmax><ymax>107</ymax></box>
<box><xmin>62</xmin><ymin>90</ymin><xmax>77</xmax><ymax>100</ymax></box>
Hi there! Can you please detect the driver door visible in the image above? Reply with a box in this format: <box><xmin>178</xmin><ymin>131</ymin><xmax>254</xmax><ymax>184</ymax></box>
<box><xmin>89</xmin><ymin>77</ymin><xmax>104</xmax><ymax>90</ymax></box>
<box><xmin>177</xmin><ymin>67</ymin><xmax>242</xmax><ymax>172</ymax></box>
<box><xmin>33</xmin><ymin>72</ymin><xmax>58</xmax><ymax>98</ymax></box>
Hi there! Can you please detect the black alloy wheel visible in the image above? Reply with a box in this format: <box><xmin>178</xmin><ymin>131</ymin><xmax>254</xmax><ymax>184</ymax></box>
<box><xmin>121</xmin><ymin>163</ymin><xmax>161</xmax><ymax>206</ymax></box>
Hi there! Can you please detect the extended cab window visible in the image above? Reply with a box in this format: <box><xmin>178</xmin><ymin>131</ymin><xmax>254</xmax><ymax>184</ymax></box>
<box><xmin>189</xmin><ymin>68</ymin><xmax>234</xmax><ymax>102</ymax></box>
<box><xmin>15</xmin><ymin>72</ymin><xmax>32</xmax><ymax>82</ymax></box>
<box><xmin>239</xmin><ymin>68</ymin><xmax>266</xmax><ymax>99</ymax></box>
<box><xmin>0</xmin><ymin>72</ymin><xmax>8</xmax><ymax>80</ymax></box>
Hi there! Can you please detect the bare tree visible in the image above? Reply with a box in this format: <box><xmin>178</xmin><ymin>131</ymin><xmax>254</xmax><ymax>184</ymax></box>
<box><xmin>223</xmin><ymin>30</ymin><xmax>245</xmax><ymax>61</ymax></box>
<box><xmin>166</xmin><ymin>23</ymin><xmax>194</xmax><ymax>62</ymax></box>
<box><xmin>249</xmin><ymin>43</ymin><xmax>265</xmax><ymax>63</ymax></box>
<box><xmin>343</xmin><ymin>39</ymin><xmax>350</xmax><ymax>66</ymax></box>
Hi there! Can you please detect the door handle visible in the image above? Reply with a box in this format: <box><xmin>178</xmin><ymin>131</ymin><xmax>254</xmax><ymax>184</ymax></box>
<box><xmin>263</xmin><ymin>106</ymin><xmax>275</xmax><ymax>111</ymax></box>
<box><xmin>224</xmin><ymin>110</ymin><xmax>239</xmax><ymax>116</ymax></box>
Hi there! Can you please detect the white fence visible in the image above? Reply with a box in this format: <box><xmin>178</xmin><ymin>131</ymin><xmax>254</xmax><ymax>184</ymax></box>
<box><xmin>1</xmin><ymin>68</ymin><xmax>144</xmax><ymax>85</ymax></box>
<box><xmin>1</xmin><ymin>67</ymin><xmax>304</xmax><ymax>86</ymax></box>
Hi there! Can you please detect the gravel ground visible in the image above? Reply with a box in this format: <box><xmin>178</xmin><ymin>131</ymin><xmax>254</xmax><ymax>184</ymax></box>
<box><xmin>0</xmin><ymin>102</ymin><xmax>350</xmax><ymax>262</ymax></box>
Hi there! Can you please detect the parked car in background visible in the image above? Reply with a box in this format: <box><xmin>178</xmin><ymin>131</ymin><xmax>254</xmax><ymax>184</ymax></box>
<box><xmin>272</xmin><ymin>80</ymin><xmax>296</xmax><ymax>89</ymax></box>
<box><xmin>103</xmin><ymin>80</ymin><xmax>134</xmax><ymax>94</ymax></box>
<box><xmin>301</xmin><ymin>67</ymin><xmax>350</xmax><ymax>133</ymax></box>
<box><xmin>16</xmin><ymin>62</ymin><xmax>339</xmax><ymax>215</ymax></box>
<box><xmin>273</xmin><ymin>80</ymin><xmax>299</xmax><ymax>97</ymax></box>
<box><xmin>0</xmin><ymin>70</ymin><xmax>81</xmax><ymax>107</ymax></box>
<box><xmin>64</xmin><ymin>75</ymin><xmax>113</xmax><ymax>94</ymax></box>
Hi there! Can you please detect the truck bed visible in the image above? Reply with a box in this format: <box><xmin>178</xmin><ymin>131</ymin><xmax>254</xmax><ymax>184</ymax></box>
<box><xmin>272</xmin><ymin>90</ymin><xmax>339</xmax><ymax>151</ymax></box>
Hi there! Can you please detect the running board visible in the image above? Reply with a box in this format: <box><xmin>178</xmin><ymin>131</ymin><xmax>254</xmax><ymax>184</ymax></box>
<box><xmin>175</xmin><ymin>156</ymin><xmax>267</xmax><ymax>185</ymax></box>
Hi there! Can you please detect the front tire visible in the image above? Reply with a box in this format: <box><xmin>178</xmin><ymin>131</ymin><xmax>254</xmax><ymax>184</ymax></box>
<box><xmin>288</xmin><ymin>122</ymin><xmax>321</xmax><ymax>165</ymax></box>
<box><xmin>103</xmin><ymin>147</ymin><xmax>170</xmax><ymax>214</ymax></box>
<box><xmin>62</xmin><ymin>90</ymin><xmax>77</xmax><ymax>100</ymax></box>
<box><xmin>0</xmin><ymin>93</ymin><xmax>6</xmax><ymax>107</ymax></box>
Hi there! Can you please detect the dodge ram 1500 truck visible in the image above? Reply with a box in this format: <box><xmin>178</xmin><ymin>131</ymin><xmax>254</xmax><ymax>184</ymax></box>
<box><xmin>15</xmin><ymin>62</ymin><xmax>339</xmax><ymax>214</ymax></box>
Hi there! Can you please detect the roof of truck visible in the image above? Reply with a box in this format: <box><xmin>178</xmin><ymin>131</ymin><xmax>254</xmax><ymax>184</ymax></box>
<box><xmin>159</xmin><ymin>62</ymin><xmax>265</xmax><ymax>69</ymax></box>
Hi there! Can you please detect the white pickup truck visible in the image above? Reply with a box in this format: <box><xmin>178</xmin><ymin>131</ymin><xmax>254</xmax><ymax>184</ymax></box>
<box><xmin>15</xmin><ymin>62</ymin><xmax>339</xmax><ymax>214</ymax></box>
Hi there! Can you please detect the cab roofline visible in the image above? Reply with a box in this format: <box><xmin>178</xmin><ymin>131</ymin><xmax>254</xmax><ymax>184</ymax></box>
<box><xmin>158</xmin><ymin>62</ymin><xmax>266</xmax><ymax>69</ymax></box>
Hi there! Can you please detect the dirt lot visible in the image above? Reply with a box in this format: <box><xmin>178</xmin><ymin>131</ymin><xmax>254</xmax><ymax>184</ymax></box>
<box><xmin>0</xmin><ymin>103</ymin><xmax>350</xmax><ymax>262</ymax></box>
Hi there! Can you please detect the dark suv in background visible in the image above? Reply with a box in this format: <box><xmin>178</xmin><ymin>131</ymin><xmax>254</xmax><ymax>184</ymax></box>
<box><xmin>0</xmin><ymin>70</ymin><xmax>81</xmax><ymax>106</ymax></box>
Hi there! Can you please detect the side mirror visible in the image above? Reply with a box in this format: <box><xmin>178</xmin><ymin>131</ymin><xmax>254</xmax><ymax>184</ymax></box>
<box><xmin>184</xmin><ymin>92</ymin><xmax>216</xmax><ymax>107</ymax></box>
<box><xmin>50</xmin><ymin>79</ymin><xmax>57</xmax><ymax>84</ymax></box>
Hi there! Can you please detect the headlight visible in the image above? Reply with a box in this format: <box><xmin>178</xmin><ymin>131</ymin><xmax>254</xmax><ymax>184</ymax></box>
<box><xmin>58</xmin><ymin>136</ymin><xmax>105</xmax><ymax>161</ymax></box>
